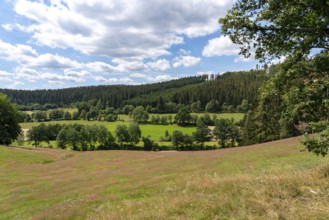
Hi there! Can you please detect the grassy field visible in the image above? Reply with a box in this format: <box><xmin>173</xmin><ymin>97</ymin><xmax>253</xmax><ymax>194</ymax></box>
<box><xmin>20</xmin><ymin>113</ymin><xmax>243</xmax><ymax>144</ymax></box>
<box><xmin>20</xmin><ymin>120</ymin><xmax>196</xmax><ymax>141</ymax></box>
<box><xmin>1</xmin><ymin>136</ymin><xmax>329</xmax><ymax>219</ymax></box>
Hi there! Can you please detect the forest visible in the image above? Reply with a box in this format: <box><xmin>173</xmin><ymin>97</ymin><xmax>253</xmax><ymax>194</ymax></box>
<box><xmin>0</xmin><ymin>70</ymin><xmax>268</xmax><ymax>111</ymax></box>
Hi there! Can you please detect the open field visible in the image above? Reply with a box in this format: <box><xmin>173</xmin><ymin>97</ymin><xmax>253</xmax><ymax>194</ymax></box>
<box><xmin>20</xmin><ymin>120</ymin><xmax>196</xmax><ymax>142</ymax></box>
<box><xmin>2</xmin><ymin>136</ymin><xmax>329</xmax><ymax>219</ymax></box>
<box><xmin>20</xmin><ymin>113</ymin><xmax>243</xmax><ymax>144</ymax></box>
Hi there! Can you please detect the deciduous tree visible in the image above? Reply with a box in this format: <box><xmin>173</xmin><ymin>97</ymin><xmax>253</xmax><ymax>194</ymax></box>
<box><xmin>0</xmin><ymin>93</ymin><xmax>21</xmax><ymax>145</ymax></box>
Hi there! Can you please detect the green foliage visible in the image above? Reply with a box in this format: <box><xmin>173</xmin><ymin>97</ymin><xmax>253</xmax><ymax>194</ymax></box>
<box><xmin>156</xmin><ymin>96</ymin><xmax>166</xmax><ymax>113</ymax></box>
<box><xmin>63</xmin><ymin>111</ymin><xmax>72</xmax><ymax>120</ymax></box>
<box><xmin>175</xmin><ymin>106</ymin><xmax>191</xmax><ymax>124</ymax></box>
<box><xmin>132</xmin><ymin>106</ymin><xmax>149</xmax><ymax>123</ymax></box>
<box><xmin>213</xmin><ymin>118</ymin><xmax>240</xmax><ymax>148</ymax></box>
<box><xmin>245</xmin><ymin>52</ymin><xmax>329</xmax><ymax>145</ymax></box>
<box><xmin>142</xmin><ymin>136</ymin><xmax>159</xmax><ymax>151</ymax></box>
<box><xmin>56</xmin><ymin>124</ymin><xmax>111</xmax><ymax>151</ymax></box>
<box><xmin>1</xmin><ymin>73</ymin><xmax>266</xmax><ymax>115</ymax></box>
<box><xmin>236</xmin><ymin>99</ymin><xmax>250</xmax><ymax>113</ymax></box>
<box><xmin>0</xmin><ymin>93</ymin><xmax>21</xmax><ymax>145</ymax></box>
<box><xmin>193</xmin><ymin>118</ymin><xmax>211</xmax><ymax>145</ymax></box>
<box><xmin>219</xmin><ymin>0</ymin><xmax>329</xmax><ymax>61</ymax></box>
<box><xmin>27</xmin><ymin>124</ymin><xmax>50</xmax><ymax>147</ymax></box>
<box><xmin>122</xmin><ymin>105</ymin><xmax>134</xmax><ymax>115</ymax></box>
<box><xmin>171</xmin><ymin>130</ymin><xmax>185</xmax><ymax>148</ymax></box>
<box><xmin>303</xmin><ymin>129</ymin><xmax>329</xmax><ymax>157</ymax></box>
<box><xmin>115</xmin><ymin>124</ymin><xmax>130</xmax><ymax>145</ymax></box>
<box><xmin>32</xmin><ymin>111</ymin><xmax>47</xmax><ymax>122</ymax></box>
<box><xmin>129</xmin><ymin>123</ymin><xmax>142</xmax><ymax>145</ymax></box>
<box><xmin>205</xmin><ymin>99</ymin><xmax>219</xmax><ymax>113</ymax></box>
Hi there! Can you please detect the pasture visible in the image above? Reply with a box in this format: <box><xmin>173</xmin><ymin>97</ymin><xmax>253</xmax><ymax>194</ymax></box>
<box><xmin>1</xmin><ymin>136</ymin><xmax>329</xmax><ymax>219</ymax></box>
<box><xmin>19</xmin><ymin>113</ymin><xmax>244</xmax><ymax>146</ymax></box>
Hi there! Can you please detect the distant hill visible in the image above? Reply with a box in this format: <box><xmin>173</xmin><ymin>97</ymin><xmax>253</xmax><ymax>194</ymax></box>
<box><xmin>0</xmin><ymin>70</ymin><xmax>268</xmax><ymax>109</ymax></box>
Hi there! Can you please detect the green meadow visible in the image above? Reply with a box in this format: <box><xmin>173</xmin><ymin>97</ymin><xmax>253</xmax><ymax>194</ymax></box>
<box><xmin>20</xmin><ymin>113</ymin><xmax>244</xmax><ymax>146</ymax></box>
<box><xmin>1</xmin><ymin>136</ymin><xmax>329</xmax><ymax>219</ymax></box>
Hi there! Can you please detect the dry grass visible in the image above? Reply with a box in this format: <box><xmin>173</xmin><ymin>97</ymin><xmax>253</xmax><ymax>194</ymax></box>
<box><xmin>1</xmin><ymin>136</ymin><xmax>329</xmax><ymax>219</ymax></box>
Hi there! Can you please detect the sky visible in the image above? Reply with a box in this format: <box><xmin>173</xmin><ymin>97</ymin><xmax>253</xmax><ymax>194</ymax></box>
<box><xmin>0</xmin><ymin>0</ymin><xmax>258</xmax><ymax>90</ymax></box>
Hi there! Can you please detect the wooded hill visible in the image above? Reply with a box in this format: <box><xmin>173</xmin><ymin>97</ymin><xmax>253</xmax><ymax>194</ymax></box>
<box><xmin>0</xmin><ymin>70</ymin><xmax>268</xmax><ymax>110</ymax></box>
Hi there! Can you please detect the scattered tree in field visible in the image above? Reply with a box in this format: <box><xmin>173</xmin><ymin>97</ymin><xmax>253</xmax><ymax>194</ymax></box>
<box><xmin>72</xmin><ymin>111</ymin><xmax>80</xmax><ymax>120</ymax></box>
<box><xmin>122</xmin><ymin>105</ymin><xmax>134</xmax><ymax>115</ymax></box>
<box><xmin>115</xmin><ymin>124</ymin><xmax>130</xmax><ymax>146</ymax></box>
<box><xmin>205</xmin><ymin>99</ymin><xmax>219</xmax><ymax>113</ymax></box>
<box><xmin>193</xmin><ymin>118</ymin><xmax>211</xmax><ymax>146</ymax></box>
<box><xmin>32</xmin><ymin>111</ymin><xmax>47</xmax><ymax>122</ymax></box>
<box><xmin>57</xmin><ymin>126</ymin><xmax>80</xmax><ymax>150</ymax></box>
<box><xmin>106</xmin><ymin>114</ymin><xmax>118</xmax><ymax>122</ymax></box>
<box><xmin>0</xmin><ymin>93</ymin><xmax>21</xmax><ymax>145</ymax></box>
<box><xmin>201</xmin><ymin>113</ymin><xmax>212</xmax><ymax>126</ymax></box>
<box><xmin>213</xmin><ymin>119</ymin><xmax>231</xmax><ymax>148</ymax></box>
<box><xmin>129</xmin><ymin>123</ymin><xmax>142</xmax><ymax>145</ymax></box>
<box><xmin>49</xmin><ymin>109</ymin><xmax>64</xmax><ymax>120</ymax></box>
<box><xmin>79</xmin><ymin>110</ymin><xmax>87</xmax><ymax>120</ymax></box>
<box><xmin>101</xmin><ymin>131</ymin><xmax>116</xmax><ymax>150</ymax></box>
<box><xmin>175</xmin><ymin>106</ymin><xmax>191</xmax><ymax>124</ymax></box>
<box><xmin>63</xmin><ymin>111</ymin><xmax>72</xmax><ymax>120</ymax></box>
<box><xmin>142</xmin><ymin>136</ymin><xmax>158</xmax><ymax>151</ymax></box>
<box><xmin>56</xmin><ymin>124</ymin><xmax>110</xmax><ymax>151</ymax></box>
<box><xmin>27</xmin><ymin>124</ymin><xmax>50</xmax><ymax>147</ymax></box>
<box><xmin>191</xmin><ymin>101</ymin><xmax>202</xmax><ymax>113</ymax></box>
<box><xmin>132</xmin><ymin>106</ymin><xmax>149</xmax><ymax>123</ymax></box>
<box><xmin>171</xmin><ymin>130</ymin><xmax>185</xmax><ymax>147</ymax></box>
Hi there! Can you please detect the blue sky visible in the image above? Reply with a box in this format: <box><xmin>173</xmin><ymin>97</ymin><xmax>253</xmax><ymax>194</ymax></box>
<box><xmin>0</xmin><ymin>0</ymin><xmax>258</xmax><ymax>90</ymax></box>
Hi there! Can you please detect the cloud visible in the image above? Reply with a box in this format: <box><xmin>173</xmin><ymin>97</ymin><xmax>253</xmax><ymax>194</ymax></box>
<box><xmin>12</xmin><ymin>0</ymin><xmax>233</xmax><ymax>60</ymax></box>
<box><xmin>130</xmin><ymin>73</ymin><xmax>147</xmax><ymax>79</ymax></box>
<box><xmin>39</xmin><ymin>70</ymin><xmax>89</xmax><ymax>83</ymax></box>
<box><xmin>203</xmin><ymin>36</ymin><xmax>255</xmax><ymax>63</ymax></box>
<box><xmin>112</xmin><ymin>59</ymin><xmax>148</xmax><ymax>72</ymax></box>
<box><xmin>0</xmin><ymin>40</ymin><xmax>80</xmax><ymax>69</ymax></box>
<box><xmin>234</xmin><ymin>56</ymin><xmax>254</xmax><ymax>63</ymax></box>
<box><xmin>85</xmin><ymin>62</ymin><xmax>118</xmax><ymax>73</ymax></box>
<box><xmin>150</xmin><ymin>74</ymin><xmax>176</xmax><ymax>82</ymax></box>
<box><xmin>202</xmin><ymin>36</ymin><xmax>240</xmax><ymax>57</ymax></box>
<box><xmin>147</xmin><ymin>59</ymin><xmax>171</xmax><ymax>71</ymax></box>
<box><xmin>2</xmin><ymin>24</ymin><xmax>14</xmax><ymax>31</ymax></box>
<box><xmin>178</xmin><ymin>49</ymin><xmax>191</xmax><ymax>55</ymax></box>
<box><xmin>95</xmin><ymin>76</ymin><xmax>133</xmax><ymax>84</ymax></box>
<box><xmin>27</xmin><ymin>53</ymin><xmax>81</xmax><ymax>69</ymax></box>
<box><xmin>0</xmin><ymin>39</ymin><xmax>38</xmax><ymax>62</ymax></box>
<box><xmin>173</xmin><ymin>55</ymin><xmax>201</xmax><ymax>68</ymax></box>
<box><xmin>14</xmin><ymin>67</ymin><xmax>40</xmax><ymax>82</ymax></box>
<box><xmin>0</xmin><ymin>70</ymin><xmax>12</xmax><ymax>82</ymax></box>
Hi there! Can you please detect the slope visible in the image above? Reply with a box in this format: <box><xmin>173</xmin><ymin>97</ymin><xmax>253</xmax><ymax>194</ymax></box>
<box><xmin>1</xmin><ymin>136</ymin><xmax>329</xmax><ymax>219</ymax></box>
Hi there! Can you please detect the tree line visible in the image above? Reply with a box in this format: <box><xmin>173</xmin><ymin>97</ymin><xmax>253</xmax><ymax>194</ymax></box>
<box><xmin>1</xmin><ymin>71</ymin><xmax>268</xmax><ymax>113</ymax></box>
<box><xmin>25</xmin><ymin>117</ymin><xmax>242</xmax><ymax>151</ymax></box>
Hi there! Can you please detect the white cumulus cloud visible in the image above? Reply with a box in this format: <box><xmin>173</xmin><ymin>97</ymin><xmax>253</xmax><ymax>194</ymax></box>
<box><xmin>202</xmin><ymin>36</ymin><xmax>240</xmax><ymax>57</ymax></box>
<box><xmin>12</xmin><ymin>0</ymin><xmax>233</xmax><ymax>60</ymax></box>
<box><xmin>173</xmin><ymin>55</ymin><xmax>201</xmax><ymax>68</ymax></box>
<box><xmin>147</xmin><ymin>59</ymin><xmax>171</xmax><ymax>71</ymax></box>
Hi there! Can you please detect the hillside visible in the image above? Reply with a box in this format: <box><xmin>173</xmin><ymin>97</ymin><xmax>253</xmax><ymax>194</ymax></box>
<box><xmin>0</xmin><ymin>70</ymin><xmax>268</xmax><ymax>109</ymax></box>
<box><xmin>1</xmin><ymin>136</ymin><xmax>329</xmax><ymax>219</ymax></box>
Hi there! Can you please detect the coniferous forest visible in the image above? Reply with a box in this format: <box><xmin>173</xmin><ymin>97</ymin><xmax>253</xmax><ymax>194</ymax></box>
<box><xmin>0</xmin><ymin>70</ymin><xmax>268</xmax><ymax>112</ymax></box>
